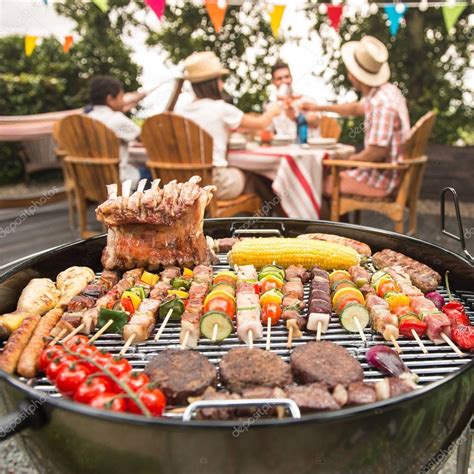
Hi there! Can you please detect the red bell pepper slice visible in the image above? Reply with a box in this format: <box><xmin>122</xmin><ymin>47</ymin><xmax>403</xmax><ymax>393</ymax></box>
<box><xmin>399</xmin><ymin>316</ymin><xmax>427</xmax><ymax>338</ymax></box>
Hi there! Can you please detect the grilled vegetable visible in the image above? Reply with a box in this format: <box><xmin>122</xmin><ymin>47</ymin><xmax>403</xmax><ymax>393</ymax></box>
<box><xmin>0</xmin><ymin>312</ymin><xmax>31</xmax><ymax>340</ymax></box>
<box><xmin>200</xmin><ymin>311</ymin><xmax>233</xmax><ymax>341</ymax></box>
<box><xmin>171</xmin><ymin>277</ymin><xmax>191</xmax><ymax>291</ymax></box>
<box><xmin>228</xmin><ymin>238</ymin><xmax>360</xmax><ymax>270</ymax></box>
<box><xmin>213</xmin><ymin>271</ymin><xmax>237</xmax><ymax>285</ymax></box>
<box><xmin>98</xmin><ymin>308</ymin><xmax>128</xmax><ymax>334</ymax></box>
<box><xmin>259</xmin><ymin>274</ymin><xmax>284</xmax><ymax>292</ymax></box>
<box><xmin>261</xmin><ymin>303</ymin><xmax>281</xmax><ymax>326</ymax></box>
<box><xmin>332</xmin><ymin>287</ymin><xmax>364</xmax><ymax>313</ymax></box>
<box><xmin>329</xmin><ymin>270</ymin><xmax>351</xmax><ymax>284</ymax></box>
<box><xmin>203</xmin><ymin>296</ymin><xmax>236</xmax><ymax>319</ymax></box>
<box><xmin>121</xmin><ymin>291</ymin><xmax>141</xmax><ymax>310</ymax></box>
<box><xmin>260</xmin><ymin>264</ymin><xmax>285</xmax><ymax>280</ymax></box>
<box><xmin>211</xmin><ymin>282</ymin><xmax>235</xmax><ymax>296</ymax></box>
<box><xmin>385</xmin><ymin>293</ymin><xmax>410</xmax><ymax>313</ymax></box>
<box><xmin>260</xmin><ymin>289</ymin><xmax>284</xmax><ymax>306</ymax></box>
<box><xmin>340</xmin><ymin>304</ymin><xmax>369</xmax><ymax>333</ymax></box>
<box><xmin>167</xmin><ymin>290</ymin><xmax>189</xmax><ymax>299</ymax></box>
<box><xmin>130</xmin><ymin>286</ymin><xmax>147</xmax><ymax>300</ymax></box>
<box><xmin>425</xmin><ymin>291</ymin><xmax>445</xmax><ymax>310</ymax></box>
<box><xmin>399</xmin><ymin>314</ymin><xmax>427</xmax><ymax>338</ymax></box>
<box><xmin>140</xmin><ymin>271</ymin><xmax>159</xmax><ymax>287</ymax></box>
<box><xmin>204</xmin><ymin>291</ymin><xmax>235</xmax><ymax>307</ymax></box>
<box><xmin>159</xmin><ymin>296</ymin><xmax>185</xmax><ymax>321</ymax></box>
<box><xmin>366</xmin><ymin>345</ymin><xmax>418</xmax><ymax>383</ymax></box>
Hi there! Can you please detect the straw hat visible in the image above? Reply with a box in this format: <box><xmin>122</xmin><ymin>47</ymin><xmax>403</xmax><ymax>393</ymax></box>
<box><xmin>341</xmin><ymin>36</ymin><xmax>390</xmax><ymax>87</ymax></box>
<box><xmin>183</xmin><ymin>51</ymin><xmax>229</xmax><ymax>83</ymax></box>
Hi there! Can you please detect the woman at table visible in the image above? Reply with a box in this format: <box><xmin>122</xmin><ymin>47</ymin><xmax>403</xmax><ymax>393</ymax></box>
<box><xmin>177</xmin><ymin>51</ymin><xmax>282</xmax><ymax>200</ymax></box>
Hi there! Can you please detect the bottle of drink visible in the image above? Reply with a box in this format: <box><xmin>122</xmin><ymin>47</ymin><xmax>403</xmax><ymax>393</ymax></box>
<box><xmin>297</xmin><ymin>113</ymin><xmax>308</xmax><ymax>144</ymax></box>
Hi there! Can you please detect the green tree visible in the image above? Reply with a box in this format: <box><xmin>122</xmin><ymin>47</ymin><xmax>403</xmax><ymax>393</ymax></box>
<box><xmin>303</xmin><ymin>2</ymin><xmax>473</xmax><ymax>144</ymax></box>
<box><xmin>147</xmin><ymin>0</ymin><xmax>283</xmax><ymax>112</ymax></box>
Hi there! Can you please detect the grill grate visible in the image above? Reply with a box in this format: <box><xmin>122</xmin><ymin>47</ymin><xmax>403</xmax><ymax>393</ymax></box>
<box><xmin>13</xmin><ymin>257</ymin><xmax>474</xmax><ymax>417</ymax></box>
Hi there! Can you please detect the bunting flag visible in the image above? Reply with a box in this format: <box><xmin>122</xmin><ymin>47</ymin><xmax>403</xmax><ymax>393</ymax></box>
<box><xmin>384</xmin><ymin>4</ymin><xmax>407</xmax><ymax>36</ymax></box>
<box><xmin>442</xmin><ymin>4</ymin><xmax>467</xmax><ymax>33</ymax></box>
<box><xmin>327</xmin><ymin>5</ymin><xmax>344</xmax><ymax>31</ymax></box>
<box><xmin>205</xmin><ymin>0</ymin><xmax>228</xmax><ymax>33</ymax></box>
<box><xmin>92</xmin><ymin>0</ymin><xmax>109</xmax><ymax>13</ymax></box>
<box><xmin>268</xmin><ymin>4</ymin><xmax>286</xmax><ymax>38</ymax></box>
<box><xmin>25</xmin><ymin>35</ymin><xmax>38</xmax><ymax>57</ymax></box>
<box><xmin>145</xmin><ymin>0</ymin><xmax>166</xmax><ymax>20</ymax></box>
<box><xmin>63</xmin><ymin>35</ymin><xmax>74</xmax><ymax>53</ymax></box>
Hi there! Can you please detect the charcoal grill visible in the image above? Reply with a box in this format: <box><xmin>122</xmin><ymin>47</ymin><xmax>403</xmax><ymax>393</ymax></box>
<box><xmin>0</xmin><ymin>213</ymin><xmax>473</xmax><ymax>474</ymax></box>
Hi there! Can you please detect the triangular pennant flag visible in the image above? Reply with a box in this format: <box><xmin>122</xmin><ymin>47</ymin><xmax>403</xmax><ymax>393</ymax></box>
<box><xmin>327</xmin><ymin>5</ymin><xmax>344</xmax><ymax>31</ymax></box>
<box><xmin>268</xmin><ymin>4</ymin><xmax>286</xmax><ymax>38</ymax></box>
<box><xmin>205</xmin><ymin>0</ymin><xmax>228</xmax><ymax>33</ymax></box>
<box><xmin>442</xmin><ymin>4</ymin><xmax>467</xmax><ymax>33</ymax></box>
<box><xmin>63</xmin><ymin>35</ymin><xmax>74</xmax><ymax>53</ymax></box>
<box><xmin>145</xmin><ymin>0</ymin><xmax>166</xmax><ymax>20</ymax></box>
<box><xmin>25</xmin><ymin>35</ymin><xmax>38</xmax><ymax>57</ymax></box>
<box><xmin>92</xmin><ymin>0</ymin><xmax>109</xmax><ymax>13</ymax></box>
<box><xmin>383</xmin><ymin>4</ymin><xmax>406</xmax><ymax>37</ymax></box>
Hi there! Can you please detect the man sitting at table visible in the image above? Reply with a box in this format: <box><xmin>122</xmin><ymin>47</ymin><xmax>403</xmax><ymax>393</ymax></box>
<box><xmin>301</xmin><ymin>36</ymin><xmax>410</xmax><ymax>198</ymax></box>
<box><xmin>87</xmin><ymin>75</ymin><xmax>142</xmax><ymax>187</ymax></box>
<box><xmin>267</xmin><ymin>61</ymin><xmax>320</xmax><ymax>138</ymax></box>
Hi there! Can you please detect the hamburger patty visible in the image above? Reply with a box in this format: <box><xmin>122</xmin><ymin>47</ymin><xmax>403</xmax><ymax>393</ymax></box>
<box><xmin>291</xmin><ymin>341</ymin><xmax>363</xmax><ymax>388</ymax></box>
<box><xmin>145</xmin><ymin>349</ymin><xmax>217</xmax><ymax>405</ymax></box>
<box><xmin>219</xmin><ymin>347</ymin><xmax>293</xmax><ymax>393</ymax></box>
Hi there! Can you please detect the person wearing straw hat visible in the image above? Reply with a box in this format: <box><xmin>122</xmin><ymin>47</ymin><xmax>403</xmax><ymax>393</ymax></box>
<box><xmin>177</xmin><ymin>51</ymin><xmax>282</xmax><ymax>200</ymax></box>
<box><xmin>302</xmin><ymin>36</ymin><xmax>410</xmax><ymax>198</ymax></box>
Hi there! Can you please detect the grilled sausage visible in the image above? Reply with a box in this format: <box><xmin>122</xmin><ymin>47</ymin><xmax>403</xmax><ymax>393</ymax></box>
<box><xmin>298</xmin><ymin>233</ymin><xmax>372</xmax><ymax>257</ymax></box>
<box><xmin>0</xmin><ymin>314</ymin><xmax>40</xmax><ymax>374</ymax></box>
<box><xmin>17</xmin><ymin>308</ymin><xmax>64</xmax><ymax>378</ymax></box>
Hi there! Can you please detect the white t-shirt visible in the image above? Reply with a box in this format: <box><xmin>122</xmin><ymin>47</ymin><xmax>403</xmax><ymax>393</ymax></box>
<box><xmin>177</xmin><ymin>99</ymin><xmax>244</xmax><ymax>167</ymax></box>
<box><xmin>88</xmin><ymin>105</ymin><xmax>141</xmax><ymax>186</ymax></box>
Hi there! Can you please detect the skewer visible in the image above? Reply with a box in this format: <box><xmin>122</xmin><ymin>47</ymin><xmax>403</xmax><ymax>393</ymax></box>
<box><xmin>154</xmin><ymin>309</ymin><xmax>173</xmax><ymax>342</ymax></box>
<box><xmin>248</xmin><ymin>329</ymin><xmax>253</xmax><ymax>349</ymax></box>
<box><xmin>119</xmin><ymin>333</ymin><xmax>136</xmax><ymax>356</ymax></box>
<box><xmin>181</xmin><ymin>330</ymin><xmax>190</xmax><ymax>350</ymax></box>
<box><xmin>316</xmin><ymin>321</ymin><xmax>322</xmax><ymax>341</ymax></box>
<box><xmin>389</xmin><ymin>334</ymin><xmax>401</xmax><ymax>353</ymax></box>
<box><xmin>440</xmin><ymin>332</ymin><xmax>465</xmax><ymax>357</ymax></box>
<box><xmin>49</xmin><ymin>328</ymin><xmax>67</xmax><ymax>346</ymax></box>
<box><xmin>265</xmin><ymin>319</ymin><xmax>271</xmax><ymax>351</ymax></box>
<box><xmin>411</xmin><ymin>329</ymin><xmax>428</xmax><ymax>354</ymax></box>
<box><xmin>61</xmin><ymin>323</ymin><xmax>86</xmax><ymax>344</ymax></box>
<box><xmin>287</xmin><ymin>325</ymin><xmax>294</xmax><ymax>349</ymax></box>
<box><xmin>211</xmin><ymin>323</ymin><xmax>219</xmax><ymax>342</ymax></box>
<box><xmin>89</xmin><ymin>319</ymin><xmax>114</xmax><ymax>343</ymax></box>
<box><xmin>353</xmin><ymin>316</ymin><xmax>367</xmax><ymax>343</ymax></box>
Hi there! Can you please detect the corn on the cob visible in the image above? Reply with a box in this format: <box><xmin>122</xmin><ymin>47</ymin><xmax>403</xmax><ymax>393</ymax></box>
<box><xmin>228</xmin><ymin>238</ymin><xmax>360</xmax><ymax>271</ymax></box>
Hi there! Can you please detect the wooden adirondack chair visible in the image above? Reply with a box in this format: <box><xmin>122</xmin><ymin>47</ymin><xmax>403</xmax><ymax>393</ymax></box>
<box><xmin>319</xmin><ymin>116</ymin><xmax>342</xmax><ymax>141</ymax></box>
<box><xmin>325</xmin><ymin>111</ymin><xmax>437</xmax><ymax>235</ymax></box>
<box><xmin>55</xmin><ymin>115</ymin><xmax>121</xmax><ymax>238</ymax></box>
<box><xmin>141</xmin><ymin>112</ymin><xmax>262</xmax><ymax>217</ymax></box>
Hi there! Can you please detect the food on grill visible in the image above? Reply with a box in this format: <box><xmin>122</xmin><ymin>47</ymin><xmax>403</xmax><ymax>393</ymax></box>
<box><xmin>0</xmin><ymin>314</ymin><xmax>40</xmax><ymax>373</ymax></box>
<box><xmin>284</xmin><ymin>264</ymin><xmax>310</xmax><ymax>283</ymax></box>
<box><xmin>366</xmin><ymin>345</ymin><xmax>418</xmax><ymax>383</ymax></box>
<box><xmin>219</xmin><ymin>347</ymin><xmax>293</xmax><ymax>393</ymax></box>
<box><xmin>375</xmin><ymin>377</ymin><xmax>417</xmax><ymax>400</ymax></box>
<box><xmin>96</xmin><ymin>176</ymin><xmax>216</xmax><ymax>271</ymax></box>
<box><xmin>346</xmin><ymin>382</ymin><xmax>377</xmax><ymax>406</ymax></box>
<box><xmin>290</xmin><ymin>341</ymin><xmax>363</xmax><ymax>388</ymax></box>
<box><xmin>372</xmin><ymin>249</ymin><xmax>441</xmax><ymax>293</ymax></box>
<box><xmin>17</xmin><ymin>308</ymin><xmax>64</xmax><ymax>378</ymax></box>
<box><xmin>0</xmin><ymin>312</ymin><xmax>32</xmax><ymax>341</ymax></box>
<box><xmin>145</xmin><ymin>349</ymin><xmax>216</xmax><ymax>405</ymax></box>
<box><xmin>228</xmin><ymin>238</ymin><xmax>360</xmax><ymax>271</ymax></box>
<box><xmin>17</xmin><ymin>278</ymin><xmax>61</xmax><ymax>315</ymax></box>
<box><xmin>297</xmin><ymin>233</ymin><xmax>372</xmax><ymax>257</ymax></box>
<box><xmin>198</xmin><ymin>387</ymin><xmax>242</xmax><ymax>420</ymax></box>
<box><xmin>286</xmin><ymin>383</ymin><xmax>340</xmax><ymax>412</ymax></box>
<box><xmin>349</xmin><ymin>265</ymin><xmax>370</xmax><ymax>288</ymax></box>
<box><xmin>200</xmin><ymin>311</ymin><xmax>233</xmax><ymax>341</ymax></box>
<box><xmin>212</xmin><ymin>238</ymin><xmax>239</xmax><ymax>253</ymax></box>
<box><xmin>281</xmin><ymin>266</ymin><xmax>306</xmax><ymax>345</ymax></box>
<box><xmin>425</xmin><ymin>291</ymin><xmax>445</xmax><ymax>310</ymax></box>
<box><xmin>307</xmin><ymin>266</ymin><xmax>331</xmax><ymax>335</ymax></box>
<box><xmin>56</xmin><ymin>267</ymin><xmax>95</xmax><ymax>308</ymax></box>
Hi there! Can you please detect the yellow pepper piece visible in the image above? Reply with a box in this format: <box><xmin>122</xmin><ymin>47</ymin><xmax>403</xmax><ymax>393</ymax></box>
<box><xmin>183</xmin><ymin>268</ymin><xmax>193</xmax><ymax>278</ymax></box>
<box><xmin>167</xmin><ymin>289</ymin><xmax>189</xmax><ymax>299</ymax></box>
<box><xmin>385</xmin><ymin>293</ymin><xmax>410</xmax><ymax>312</ymax></box>
<box><xmin>121</xmin><ymin>290</ymin><xmax>141</xmax><ymax>310</ymax></box>
<box><xmin>141</xmin><ymin>271</ymin><xmax>159</xmax><ymax>287</ymax></box>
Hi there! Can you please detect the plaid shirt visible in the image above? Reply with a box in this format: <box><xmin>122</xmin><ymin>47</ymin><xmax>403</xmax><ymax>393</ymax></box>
<box><xmin>347</xmin><ymin>83</ymin><xmax>410</xmax><ymax>193</ymax></box>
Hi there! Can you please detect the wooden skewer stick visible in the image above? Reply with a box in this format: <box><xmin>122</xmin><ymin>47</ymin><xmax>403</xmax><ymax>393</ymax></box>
<box><xmin>248</xmin><ymin>329</ymin><xmax>253</xmax><ymax>349</ymax></box>
<box><xmin>389</xmin><ymin>334</ymin><xmax>401</xmax><ymax>353</ymax></box>
<box><xmin>265</xmin><ymin>319</ymin><xmax>271</xmax><ymax>351</ymax></box>
<box><xmin>89</xmin><ymin>319</ymin><xmax>114</xmax><ymax>344</ymax></box>
<box><xmin>211</xmin><ymin>323</ymin><xmax>219</xmax><ymax>342</ymax></box>
<box><xmin>411</xmin><ymin>329</ymin><xmax>428</xmax><ymax>354</ymax></box>
<box><xmin>316</xmin><ymin>321</ymin><xmax>322</xmax><ymax>341</ymax></box>
<box><xmin>353</xmin><ymin>316</ymin><xmax>366</xmax><ymax>343</ymax></box>
<box><xmin>61</xmin><ymin>323</ymin><xmax>86</xmax><ymax>344</ymax></box>
<box><xmin>49</xmin><ymin>328</ymin><xmax>67</xmax><ymax>346</ymax></box>
<box><xmin>287</xmin><ymin>325</ymin><xmax>294</xmax><ymax>349</ymax></box>
<box><xmin>154</xmin><ymin>309</ymin><xmax>173</xmax><ymax>342</ymax></box>
<box><xmin>440</xmin><ymin>332</ymin><xmax>465</xmax><ymax>357</ymax></box>
<box><xmin>119</xmin><ymin>333</ymin><xmax>136</xmax><ymax>356</ymax></box>
<box><xmin>181</xmin><ymin>330</ymin><xmax>190</xmax><ymax>350</ymax></box>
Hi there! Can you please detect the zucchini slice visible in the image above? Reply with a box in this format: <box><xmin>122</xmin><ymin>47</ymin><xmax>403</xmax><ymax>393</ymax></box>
<box><xmin>200</xmin><ymin>311</ymin><xmax>233</xmax><ymax>341</ymax></box>
<box><xmin>340</xmin><ymin>303</ymin><xmax>369</xmax><ymax>332</ymax></box>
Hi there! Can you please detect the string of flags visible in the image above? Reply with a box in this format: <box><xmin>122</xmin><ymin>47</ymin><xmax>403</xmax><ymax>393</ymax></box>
<box><xmin>24</xmin><ymin>0</ymin><xmax>470</xmax><ymax>56</ymax></box>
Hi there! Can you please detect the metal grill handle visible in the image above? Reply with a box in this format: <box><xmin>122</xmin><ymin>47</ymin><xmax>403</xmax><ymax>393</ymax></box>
<box><xmin>182</xmin><ymin>398</ymin><xmax>301</xmax><ymax>421</ymax></box>
<box><xmin>440</xmin><ymin>187</ymin><xmax>474</xmax><ymax>263</ymax></box>
<box><xmin>232</xmin><ymin>228</ymin><xmax>283</xmax><ymax>238</ymax></box>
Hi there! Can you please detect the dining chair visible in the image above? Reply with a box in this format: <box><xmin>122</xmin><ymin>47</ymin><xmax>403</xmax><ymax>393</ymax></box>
<box><xmin>55</xmin><ymin>115</ymin><xmax>121</xmax><ymax>238</ymax></box>
<box><xmin>324</xmin><ymin>111</ymin><xmax>437</xmax><ymax>235</ymax></box>
<box><xmin>319</xmin><ymin>116</ymin><xmax>342</xmax><ymax>141</ymax></box>
<box><xmin>141</xmin><ymin>112</ymin><xmax>262</xmax><ymax>218</ymax></box>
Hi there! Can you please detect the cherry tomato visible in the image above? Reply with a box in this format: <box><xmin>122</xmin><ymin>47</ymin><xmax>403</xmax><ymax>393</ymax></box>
<box><xmin>261</xmin><ymin>303</ymin><xmax>281</xmax><ymax>326</ymax></box>
<box><xmin>74</xmin><ymin>376</ymin><xmax>115</xmax><ymax>404</ymax></box>
<box><xmin>122</xmin><ymin>372</ymin><xmax>150</xmax><ymax>392</ymax></box>
<box><xmin>89</xmin><ymin>393</ymin><xmax>127</xmax><ymax>413</ymax></box>
<box><xmin>39</xmin><ymin>346</ymin><xmax>65</xmax><ymax>374</ymax></box>
<box><xmin>73</xmin><ymin>345</ymin><xmax>99</xmax><ymax>372</ymax></box>
<box><xmin>65</xmin><ymin>335</ymin><xmax>91</xmax><ymax>352</ymax></box>
<box><xmin>336</xmin><ymin>297</ymin><xmax>362</xmax><ymax>314</ymax></box>
<box><xmin>46</xmin><ymin>355</ymin><xmax>77</xmax><ymax>382</ymax></box>
<box><xmin>128</xmin><ymin>386</ymin><xmax>166</xmax><ymax>417</ymax></box>
<box><xmin>90</xmin><ymin>351</ymin><xmax>113</xmax><ymax>373</ymax></box>
<box><xmin>56</xmin><ymin>363</ymin><xmax>92</xmax><ymax>397</ymax></box>
<box><xmin>253</xmin><ymin>283</ymin><xmax>260</xmax><ymax>295</ymax></box>
<box><xmin>203</xmin><ymin>297</ymin><xmax>235</xmax><ymax>319</ymax></box>
<box><xmin>106</xmin><ymin>357</ymin><xmax>132</xmax><ymax>379</ymax></box>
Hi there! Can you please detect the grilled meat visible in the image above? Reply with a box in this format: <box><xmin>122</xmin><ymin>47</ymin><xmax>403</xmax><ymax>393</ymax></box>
<box><xmin>145</xmin><ymin>349</ymin><xmax>217</xmax><ymax>405</ymax></box>
<box><xmin>286</xmin><ymin>383</ymin><xmax>340</xmax><ymax>412</ymax></box>
<box><xmin>346</xmin><ymin>382</ymin><xmax>377</xmax><ymax>406</ymax></box>
<box><xmin>285</xmin><ymin>265</ymin><xmax>310</xmax><ymax>283</ymax></box>
<box><xmin>56</xmin><ymin>267</ymin><xmax>95</xmax><ymax>308</ymax></box>
<box><xmin>67</xmin><ymin>295</ymin><xmax>95</xmax><ymax>313</ymax></box>
<box><xmin>198</xmin><ymin>387</ymin><xmax>242</xmax><ymax>420</ymax></box>
<box><xmin>17</xmin><ymin>279</ymin><xmax>60</xmax><ymax>316</ymax></box>
<box><xmin>291</xmin><ymin>341</ymin><xmax>363</xmax><ymax>388</ymax></box>
<box><xmin>219</xmin><ymin>347</ymin><xmax>293</xmax><ymax>393</ymax></box>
